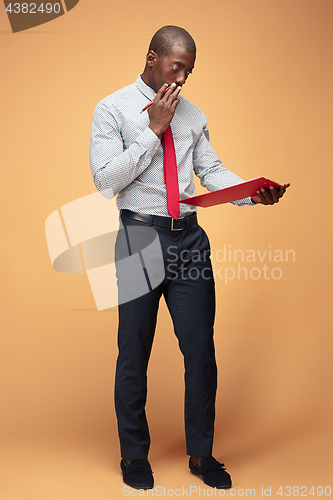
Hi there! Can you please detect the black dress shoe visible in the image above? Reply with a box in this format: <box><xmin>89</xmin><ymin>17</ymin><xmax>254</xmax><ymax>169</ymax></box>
<box><xmin>189</xmin><ymin>456</ymin><xmax>232</xmax><ymax>489</ymax></box>
<box><xmin>121</xmin><ymin>458</ymin><xmax>154</xmax><ymax>490</ymax></box>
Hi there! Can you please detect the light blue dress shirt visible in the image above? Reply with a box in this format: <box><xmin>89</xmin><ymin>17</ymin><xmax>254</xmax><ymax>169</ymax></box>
<box><xmin>90</xmin><ymin>75</ymin><xmax>254</xmax><ymax>217</ymax></box>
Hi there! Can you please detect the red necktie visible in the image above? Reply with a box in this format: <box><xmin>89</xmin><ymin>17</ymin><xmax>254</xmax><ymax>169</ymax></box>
<box><xmin>162</xmin><ymin>126</ymin><xmax>180</xmax><ymax>220</ymax></box>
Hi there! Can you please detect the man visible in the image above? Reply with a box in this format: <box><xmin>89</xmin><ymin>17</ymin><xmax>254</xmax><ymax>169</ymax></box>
<box><xmin>90</xmin><ymin>26</ymin><xmax>288</xmax><ymax>490</ymax></box>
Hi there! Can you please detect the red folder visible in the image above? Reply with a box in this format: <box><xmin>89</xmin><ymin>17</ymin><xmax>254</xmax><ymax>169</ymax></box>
<box><xmin>180</xmin><ymin>177</ymin><xmax>283</xmax><ymax>208</ymax></box>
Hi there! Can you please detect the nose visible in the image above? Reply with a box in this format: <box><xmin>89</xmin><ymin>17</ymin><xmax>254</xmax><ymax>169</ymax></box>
<box><xmin>175</xmin><ymin>70</ymin><xmax>187</xmax><ymax>86</ymax></box>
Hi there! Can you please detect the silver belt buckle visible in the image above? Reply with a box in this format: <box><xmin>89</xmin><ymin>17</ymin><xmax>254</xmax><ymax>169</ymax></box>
<box><xmin>171</xmin><ymin>218</ymin><xmax>184</xmax><ymax>231</ymax></box>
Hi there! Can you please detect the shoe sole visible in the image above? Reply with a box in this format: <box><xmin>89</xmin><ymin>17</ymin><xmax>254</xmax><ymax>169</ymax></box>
<box><xmin>123</xmin><ymin>479</ymin><xmax>154</xmax><ymax>490</ymax></box>
<box><xmin>190</xmin><ymin>469</ymin><xmax>232</xmax><ymax>489</ymax></box>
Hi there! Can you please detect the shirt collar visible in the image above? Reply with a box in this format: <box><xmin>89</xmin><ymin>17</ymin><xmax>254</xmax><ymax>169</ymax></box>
<box><xmin>135</xmin><ymin>74</ymin><xmax>155</xmax><ymax>101</ymax></box>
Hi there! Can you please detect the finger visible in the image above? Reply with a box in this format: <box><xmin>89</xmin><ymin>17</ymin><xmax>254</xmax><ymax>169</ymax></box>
<box><xmin>276</xmin><ymin>184</ymin><xmax>288</xmax><ymax>198</ymax></box>
<box><xmin>256</xmin><ymin>190</ymin><xmax>268</xmax><ymax>205</ymax></box>
<box><xmin>280</xmin><ymin>183</ymin><xmax>290</xmax><ymax>196</ymax></box>
<box><xmin>174</xmin><ymin>85</ymin><xmax>182</xmax><ymax>98</ymax></box>
<box><xmin>269</xmin><ymin>186</ymin><xmax>280</xmax><ymax>203</ymax></box>
<box><xmin>169</xmin><ymin>86</ymin><xmax>182</xmax><ymax>105</ymax></box>
<box><xmin>169</xmin><ymin>84</ymin><xmax>182</xmax><ymax>96</ymax></box>
<box><xmin>260</xmin><ymin>188</ymin><xmax>274</xmax><ymax>205</ymax></box>
<box><xmin>155</xmin><ymin>83</ymin><xmax>169</xmax><ymax>101</ymax></box>
<box><xmin>171</xmin><ymin>97</ymin><xmax>180</xmax><ymax>111</ymax></box>
<box><xmin>164</xmin><ymin>82</ymin><xmax>177</xmax><ymax>100</ymax></box>
<box><xmin>277</xmin><ymin>185</ymin><xmax>286</xmax><ymax>198</ymax></box>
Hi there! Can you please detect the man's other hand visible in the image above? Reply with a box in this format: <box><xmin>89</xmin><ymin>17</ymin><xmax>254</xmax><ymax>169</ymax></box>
<box><xmin>251</xmin><ymin>183</ymin><xmax>290</xmax><ymax>205</ymax></box>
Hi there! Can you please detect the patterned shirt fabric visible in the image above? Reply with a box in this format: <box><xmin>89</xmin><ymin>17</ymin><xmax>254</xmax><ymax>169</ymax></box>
<box><xmin>89</xmin><ymin>75</ymin><xmax>255</xmax><ymax>217</ymax></box>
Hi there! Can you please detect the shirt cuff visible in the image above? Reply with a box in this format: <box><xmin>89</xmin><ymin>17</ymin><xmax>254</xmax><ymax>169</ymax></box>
<box><xmin>136</xmin><ymin>127</ymin><xmax>161</xmax><ymax>155</ymax></box>
<box><xmin>232</xmin><ymin>196</ymin><xmax>257</xmax><ymax>206</ymax></box>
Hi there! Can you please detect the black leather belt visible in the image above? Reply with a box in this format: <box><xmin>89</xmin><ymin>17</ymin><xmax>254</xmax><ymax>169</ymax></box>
<box><xmin>120</xmin><ymin>209</ymin><xmax>198</xmax><ymax>231</ymax></box>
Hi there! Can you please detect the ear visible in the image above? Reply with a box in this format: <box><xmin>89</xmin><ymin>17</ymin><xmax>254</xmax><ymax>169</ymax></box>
<box><xmin>146</xmin><ymin>50</ymin><xmax>158</xmax><ymax>68</ymax></box>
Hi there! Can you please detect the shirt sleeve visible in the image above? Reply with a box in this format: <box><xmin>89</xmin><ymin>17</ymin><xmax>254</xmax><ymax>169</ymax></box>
<box><xmin>193</xmin><ymin>125</ymin><xmax>256</xmax><ymax>206</ymax></box>
<box><xmin>89</xmin><ymin>100</ymin><xmax>160</xmax><ymax>199</ymax></box>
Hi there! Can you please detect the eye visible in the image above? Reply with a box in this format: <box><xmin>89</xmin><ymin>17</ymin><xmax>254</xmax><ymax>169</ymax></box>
<box><xmin>172</xmin><ymin>65</ymin><xmax>179</xmax><ymax>71</ymax></box>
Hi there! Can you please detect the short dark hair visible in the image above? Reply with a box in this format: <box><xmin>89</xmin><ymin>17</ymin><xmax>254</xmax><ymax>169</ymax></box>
<box><xmin>149</xmin><ymin>26</ymin><xmax>196</xmax><ymax>57</ymax></box>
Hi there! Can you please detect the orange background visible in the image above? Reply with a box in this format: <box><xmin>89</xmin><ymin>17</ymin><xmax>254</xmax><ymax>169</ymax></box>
<box><xmin>1</xmin><ymin>1</ymin><xmax>332</xmax><ymax>498</ymax></box>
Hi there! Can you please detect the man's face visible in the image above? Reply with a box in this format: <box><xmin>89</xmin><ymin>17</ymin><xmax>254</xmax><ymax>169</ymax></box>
<box><xmin>147</xmin><ymin>44</ymin><xmax>196</xmax><ymax>93</ymax></box>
